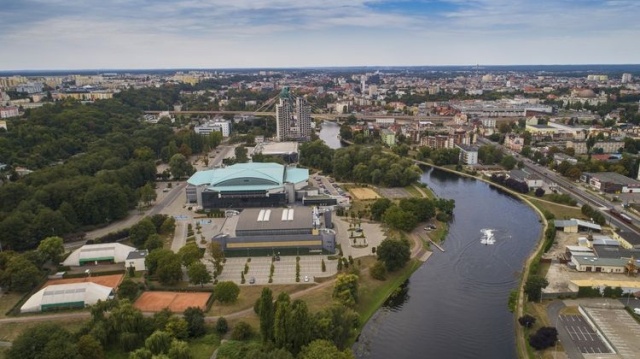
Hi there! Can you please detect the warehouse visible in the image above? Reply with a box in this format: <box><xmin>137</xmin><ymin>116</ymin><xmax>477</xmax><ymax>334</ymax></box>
<box><xmin>212</xmin><ymin>207</ymin><xmax>336</xmax><ymax>256</ymax></box>
<box><xmin>63</xmin><ymin>243</ymin><xmax>137</xmax><ymax>266</ymax></box>
<box><xmin>186</xmin><ymin>162</ymin><xmax>309</xmax><ymax>209</ymax></box>
<box><xmin>20</xmin><ymin>282</ymin><xmax>115</xmax><ymax>313</ymax></box>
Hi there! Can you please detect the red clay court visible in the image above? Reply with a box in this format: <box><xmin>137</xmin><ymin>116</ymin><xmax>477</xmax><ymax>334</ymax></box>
<box><xmin>134</xmin><ymin>291</ymin><xmax>211</xmax><ymax>312</ymax></box>
<box><xmin>44</xmin><ymin>274</ymin><xmax>124</xmax><ymax>289</ymax></box>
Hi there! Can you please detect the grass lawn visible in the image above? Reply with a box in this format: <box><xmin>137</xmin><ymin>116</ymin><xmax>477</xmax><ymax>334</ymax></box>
<box><xmin>0</xmin><ymin>318</ymin><xmax>89</xmax><ymax>342</ymax></box>
<box><xmin>528</xmin><ymin>198</ymin><xmax>583</xmax><ymax>220</ymax></box>
<box><xmin>0</xmin><ymin>292</ymin><xmax>25</xmax><ymax>318</ymax></box>
<box><xmin>426</xmin><ymin>223</ymin><xmax>448</xmax><ymax>244</ymax></box>
<box><xmin>355</xmin><ymin>258</ymin><xmax>422</xmax><ymax>330</ymax></box>
<box><xmin>207</xmin><ymin>284</ymin><xmax>307</xmax><ymax>317</ymax></box>
<box><xmin>403</xmin><ymin>185</ymin><xmax>423</xmax><ymax>198</ymax></box>
<box><xmin>189</xmin><ymin>332</ymin><xmax>221</xmax><ymax>359</ymax></box>
<box><xmin>0</xmin><ymin>347</ymin><xmax>8</xmax><ymax>359</ymax></box>
<box><xmin>522</xmin><ymin>301</ymin><xmax>567</xmax><ymax>359</ymax></box>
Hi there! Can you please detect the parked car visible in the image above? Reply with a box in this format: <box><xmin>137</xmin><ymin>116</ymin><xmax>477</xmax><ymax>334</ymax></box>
<box><xmin>304</xmin><ymin>276</ymin><xmax>309</xmax><ymax>282</ymax></box>
<box><xmin>249</xmin><ymin>277</ymin><xmax>256</xmax><ymax>284</ymax></box>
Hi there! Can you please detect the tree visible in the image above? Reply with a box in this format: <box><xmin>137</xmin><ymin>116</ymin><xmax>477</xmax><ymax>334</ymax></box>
<box><xmin>382</xmin><ymin>206</ymin><xmax>417</xmax><ymax>231</ymax></box>
<box><xmin>169</xmin><ymin>154</ymin><xmax>194</xmax><ymax>179</ymax></box>
<box><xmin>144</xmin><ymin>234</ymin><xmax>164</xmax><ymax>252</ymax></box>
<box><xmin>273</xmin><ymin>292</ymin><xmax>291</xmax><ymax>349</ymax></box>
<box><xmin>3</xmin><ymin>254</ymin><xmax>41</xmax><ymax>292</ymax></box>
<box><xmin>139</xmin><ymin>182</ymin><xmax>157</xmax><ymax>207</ymax></box>
<box><xmin>160</xmin><ymin>217</ymin><xmax>176</xmax><ymax>235</ymax></box>
<box><xmin>500</xmin><ymin>155</ymin><xmax>517</xmax><ymax>170</ymax></box>
<box><xmin>257</xmin><ymin>287</ymin><xmax>275</xmax><ymax>342</ymax></box>
<box><xmin>187</xmin><ymin>261</ymin><xmax>211</xmax><ymax>287</ymax></box>
<box><xmin>76</xmin><ymin>335</ymin><xmax>104</xmax><ymax>359</ymax></box>
<box><xmin>231</xmin><ymin>321</ymin><xmax>254</xmax><ymax>340</ymax></box>
<box><xmin>234</xmin><ymin>146</ymin><xmax>249</xmax><ymax>163</ymax></box>
<box><xmin>130</xmin><ymin>217</ymin><xmax>157</xmax><ymax>248</ymax></box>
<box><xmin>332</xmin><ymin>274</ymin><xmax>359</xmax><ymax>307</ymax></box>
<box><xmin>8</xmin><ymin>323</ymin><xmax>79</xmax><ymax>359</ymax></box>
<box><xmin>183</xmin><ymin>307</ymin><xmax>206</xmax><ymax>338</ymax></box>
<box><xmin>534</xmin><ymin>188</ymin><xmax>545</xmax><ymax>197</ymax></box>
<box><xmin>118</xmin><ymin>278</ymin><xmax>139</xmax><ymax>301</ymax></box>
<box><xmin>529</xmin><ymin>327</ymin><xmax>558</xmax><ymax>350</ymax></box>
<box><xmin>145</xmin><ymin>330</ymin><xmax>173</xmax><ymax>355</ymax></box>
<box><xmin>167</xmin><ymin>339</ymin><xmax>191</xmax><ymax>359</ymax></box>
<box><xmin>370</xmin><ymin>198</ymin><xmax>393</xmax><ymax>221</ymax></box>
<box><xmin>377</xmin><ymin>238</ymin><xmax>411</xmax><ymax>272</ymax></box>
<box><xmin>286</xmin><ymin>299</ymin><xmax>313</xmax><ymax>355</ymax></box>
<box><xmin>313</xmin><ymin>304</ymin><xmax>359</xmax><ymax>350</ymax></box>
<box><xmin>216</xmin><ymin>317</ymin><xmax>229</xmax><ymax>334</ymax></box>
<box><xmin>156</xmin><ymin>252</ymin><xmax>183</xmax><ymax>285</ymax></box>
<box><xmin>214</xmin><ymin>281</ymin><xmax>240</xmax><ymax>303</ymax></box>
<box><xmin>146</xmin><ymin>248</ymin><xmax>174</xmax><ymax>276</ymax></box>
<box><xmin>518</xmin><ymin>315</ymin><xmax>536</xmax><ymax>328</ymax></box>
<box><xmin>179</xmin><ymin>242</ymin><xmax>203</xmax><ymax>267</ymax></box>
<box><xmin>37</xmin><ymin>236</ymin><xmax>65</xmax><ymax>263</ymax></box>
<box><xmin>165</xmin><ymin>316</ymin><xmax>189</xmax><ymax>340</ymax></box>
<box><xmin>299</xmin><ymin>340</ymin><xmax>354</xmax><ymax>359</ymax></box>
<box><xmin>524</xmin><ymin>275</ymin><xmax>549</xmax><ymax>302</ymax></box>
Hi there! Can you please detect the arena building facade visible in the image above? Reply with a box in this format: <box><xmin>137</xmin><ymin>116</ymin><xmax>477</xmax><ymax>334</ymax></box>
<box><xmin>213</xmin><ymin>207</ymin><xmax>336</xmax><ymax>256</ymax></box>
<box><xmin>186</xmin><ymin>162</ymin><xmax>309</xmax><ymax>209</ymax></box>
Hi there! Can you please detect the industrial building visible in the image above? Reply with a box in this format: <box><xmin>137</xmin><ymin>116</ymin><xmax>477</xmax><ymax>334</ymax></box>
<box><xmin>581</xmin><ymin>172</ymin><xmax>640</xmax><ymax>194</ymax></box>
<box><xmin>253</xmin><ymin>141</ymin><xmax>299</xmax><ymax>163</ymax></box>
<box><xmin>63</xmin><ymin>243</ymin><xmax>138</xmax><ymax>266</ymax></box>
<box><xmin>20</xmin><ymin>282</ymin><xmax>115</xmax><ymax>313</ymax></box>
<box><xmin>186</xmin><ymin>162</ymin><xmax>309</xmax><ymax>209</ymax></box>
<box><xmin>212</xmin><ymin>207</ymin><xmax>336</xmax><ymax>256</ymax></box>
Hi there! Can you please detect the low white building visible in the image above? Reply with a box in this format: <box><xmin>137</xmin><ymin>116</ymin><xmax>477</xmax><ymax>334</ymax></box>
<box><xmin>125</xmin><ymin>249</ymin><xmax>148</xmax><ymax>271</ymax></box>
<box><xmin>195</xmin><ymin>119</ymin><xmax>232</xmax><ymax>137</ymax></box>
<box><xmin>0</xmin><ymin>106</ymin><xmax>19</xmax><ymax>119</ymax></box>
<box><xmin>20</xmin><ymin>282</ymin><xmax>115</xmax><ymax>313</ymax></box>
<box><xmin>63</xmin><ymin>243</ymin><xmax>137</xmax><ymax>266</ymax></box>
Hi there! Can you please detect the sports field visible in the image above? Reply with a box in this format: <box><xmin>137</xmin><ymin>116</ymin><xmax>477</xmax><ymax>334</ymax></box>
<box><xmin>44</xmin><ymin>274</ymin><xmax>124</xmax><ymax>289</ymax></box>
<box><xmin>134</xmin><ymin>291</ymin><xmax>211</xmax><ymax>312</ymax></box>
<box><xmin>350</xmin><ymin>187</ymin><xmax>380</xmax><ymax>200</ymax></box>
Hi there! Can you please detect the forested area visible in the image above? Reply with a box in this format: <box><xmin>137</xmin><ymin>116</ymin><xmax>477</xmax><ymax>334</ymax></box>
<box><xmin>0</xmin><ymin>89</ymin><xmax>218</xmax><ymax>251</ymax></box>
<box><xmin>299</xmin><ymin>142</ymin><xmax>422</xmax><ymax>187</ymax></box>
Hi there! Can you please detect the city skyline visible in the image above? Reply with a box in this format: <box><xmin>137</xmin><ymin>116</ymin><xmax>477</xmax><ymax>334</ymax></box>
<box><xmin>1</xmin><ymin>0</ymin><xmax>640</xmax><ymax>71</ymax></box>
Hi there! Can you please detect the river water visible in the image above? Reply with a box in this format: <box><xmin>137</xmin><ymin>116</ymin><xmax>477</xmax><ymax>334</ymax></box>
<box><xmin>317</xmin><ymin>122</ymin><xmax>541</xmax><ymax>358</ymax></box>
<box><xmin>317</xmin><ymin>120</ymin><xmax>343</xmax><ymax>149</ymax></box>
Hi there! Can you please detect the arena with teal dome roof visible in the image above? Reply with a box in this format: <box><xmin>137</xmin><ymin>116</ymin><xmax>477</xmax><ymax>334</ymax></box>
<box><xmin>186</xmin><ymin>162</ymin><xmax>309</xmax><ymax>209</ymax></box>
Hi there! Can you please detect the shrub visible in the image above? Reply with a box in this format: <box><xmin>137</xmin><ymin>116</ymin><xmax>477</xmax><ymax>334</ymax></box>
<box><xmin>370</xmin><ymin>261</ymin><xmax>387</xmax><ymax>280</ymax></box>
<box><xmin>231</xmin><ymin>321</ymin><xmax>254</xmax><ymax>340</ymax></box>
<box><xmin>216</xmin><ymin>317</ymin><xmax>228</xmax><ymax>334</ymax></box>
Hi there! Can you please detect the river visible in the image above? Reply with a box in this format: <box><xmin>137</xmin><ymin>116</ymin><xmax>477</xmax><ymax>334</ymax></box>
<box><xmin>317</xmin><ymin>120</ymin><xmax>343</xmax><ymax>149</ymax></box>
<box><xmin>317</xmin><ymin>122</ymin><xmax>541</xmax><ymax>358</ymax></box>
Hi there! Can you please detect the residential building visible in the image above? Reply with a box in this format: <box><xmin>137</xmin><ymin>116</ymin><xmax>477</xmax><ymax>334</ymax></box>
<box><xmin>380</xmin><ymin>128</ymin><xmax>396</xmax><ymax>147</ymax></box>
<box><xmin>15</xmin><ymin>82</ymin><xmax>44</xmax><ymax>94</ymax></box>
<box><xmin>0</xmin><ymin>106</ymin><xmax>19</xmax><ymax>118</ymax></box>
<box><xmin>567</xmin><ymin>140</ymin><xmax>623</xmax><ymax>155</ymax></box>
<box><xmin>457</xmin><ymin>144</ymin><xmax>478</xmax><ymax>165</ymax></box>
<box><xmin>125</xmin><ymin>250</ymin><xmax>148</xmax><ymax>271</ymax></box>
<box><xmin>504</xmin><ymin>135</ymin><xmax>524</xmax><ymax>152</ymax></box>
<box><xmin>275</xmin><ymin>87</ymin><xmax>311</xmax><ymax>141</ymax></box>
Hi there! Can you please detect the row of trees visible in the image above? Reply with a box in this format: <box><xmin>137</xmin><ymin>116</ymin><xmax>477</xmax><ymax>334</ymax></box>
<box><xmin>8</xmin><ymin>300</ymin><xmax>208</xmax><ymax>359</ymax></box>
<box><xmin>252</xmin><ymin>288</ymin><xmax>357</xmax><ymax>357</ymax></box>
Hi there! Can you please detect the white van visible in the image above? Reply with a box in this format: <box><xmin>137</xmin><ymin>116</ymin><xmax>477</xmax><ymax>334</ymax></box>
<box><xmin>633</xmin><ymin>308</ymin><xmax>640</xmax><ymax>315</ymax></box>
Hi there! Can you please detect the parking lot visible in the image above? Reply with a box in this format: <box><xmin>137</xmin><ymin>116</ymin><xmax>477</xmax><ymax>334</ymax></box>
<box><xmin>583</xmin><ymin>307</ymin><xmax>640</xmax><ymax>358</ymax></box>
<box><xmin>206</xmin><ymin>255</ymin><xmax>338</xmax><ymax>285</ymax></box>
<box><xmin>558</xmin><ymin>315</ymin><xmax>611</xmax><ymax>354</ymax></box>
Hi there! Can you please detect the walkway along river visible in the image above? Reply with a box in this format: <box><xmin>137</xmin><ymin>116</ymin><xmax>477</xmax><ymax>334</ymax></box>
<box><xmin>317</xmin><ymin>122</ymin><xmax>542</xmax><ymax>358</ymax></box>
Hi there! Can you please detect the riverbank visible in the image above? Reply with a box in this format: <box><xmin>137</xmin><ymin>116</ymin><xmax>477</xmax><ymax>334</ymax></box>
<box><xmin>415</xmin><ymin>160</ymin><xmax>549</xmax><ymax>359</ymax></box>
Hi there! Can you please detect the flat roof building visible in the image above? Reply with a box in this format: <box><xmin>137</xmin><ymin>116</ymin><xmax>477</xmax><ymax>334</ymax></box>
<box><xmin>213</xmin><ymin>207</ymin><xmax>336</xmax><ymax>256</ymax></box>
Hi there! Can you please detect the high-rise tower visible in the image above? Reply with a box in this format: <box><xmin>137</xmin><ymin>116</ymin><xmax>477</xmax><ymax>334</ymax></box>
<box><xmin>275</xmin><ymin>87</ymin><xmax>311</xmax><ymax>141</ymax></box>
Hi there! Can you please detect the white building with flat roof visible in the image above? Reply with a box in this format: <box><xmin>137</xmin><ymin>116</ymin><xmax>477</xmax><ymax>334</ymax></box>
<box><xmin>195</xmin><ymin>119</ymin><xmax>232</xmax><ymax>137</ymax></box>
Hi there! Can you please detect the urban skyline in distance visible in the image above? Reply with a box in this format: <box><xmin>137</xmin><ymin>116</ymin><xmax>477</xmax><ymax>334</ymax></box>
<box><xmin>1</xmin><ymin>0</ymin><xmax>640</xmax><ymax>71</ymax></box>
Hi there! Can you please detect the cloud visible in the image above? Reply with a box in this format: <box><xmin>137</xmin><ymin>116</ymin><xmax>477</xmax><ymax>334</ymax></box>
<box><xmin>0</xmin><ymin>0</ymin><xmax>638</xmax><ymax>69</ymax></box>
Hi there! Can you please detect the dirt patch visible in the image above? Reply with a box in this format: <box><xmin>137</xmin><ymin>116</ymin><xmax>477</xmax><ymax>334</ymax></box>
<box><xmin>45</xmin><ymin>274</ymin><xmax>124</xmax><ymax>289</ymax></box>
<box><xmin>134</xmin><ymin>291</ymin><xmax>211</xmax><ymax>312</ymax></box>
<box><xmin>350</xmin><ymin>187</ymin><xmax>380</xmax><ymax>200</ymax></box>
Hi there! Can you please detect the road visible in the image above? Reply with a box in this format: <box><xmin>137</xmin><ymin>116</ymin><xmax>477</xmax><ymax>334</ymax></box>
<box><xmin>476</xmin><ymin>137</ymin><xmax>640</xmax><ymax>239</ymax></box>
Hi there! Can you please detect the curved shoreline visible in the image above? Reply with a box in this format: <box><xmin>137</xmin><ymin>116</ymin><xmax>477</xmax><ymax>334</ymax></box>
<box><xmin>414</xmin><ymin>160</ymin><xmax>547</xmax><ymax>359</ymax></box>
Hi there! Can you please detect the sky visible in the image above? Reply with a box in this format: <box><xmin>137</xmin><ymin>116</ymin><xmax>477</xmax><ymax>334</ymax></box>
<box><xmin>1</xmin><ymin>0</ymin><xmax>639</xmax><ymax>70</ymax></box>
